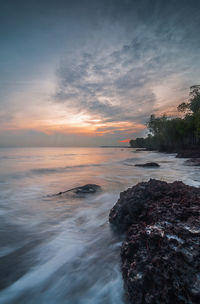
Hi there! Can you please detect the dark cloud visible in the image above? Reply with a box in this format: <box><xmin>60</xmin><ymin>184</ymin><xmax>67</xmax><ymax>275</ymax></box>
<box><xmin>55</xmin><ymin>4</ymin><xmax>200</xmax><ymax>124</ymax></box>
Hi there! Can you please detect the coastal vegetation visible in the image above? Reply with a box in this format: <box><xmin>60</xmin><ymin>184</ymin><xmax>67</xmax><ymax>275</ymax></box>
<box><xmin>130</xmin><ymin>85</ymin><xmax>200</xmax><ymax>152</ymax></box>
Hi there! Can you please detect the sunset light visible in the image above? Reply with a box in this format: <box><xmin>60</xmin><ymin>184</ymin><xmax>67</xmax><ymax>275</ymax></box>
<box><xmin>1</xmin><ymin>1</ymin><xmax>200</xmax><ymax>303</ymax></box>
<box><xmin>1</xmin><ymin>0</ymin><xmax>199</xmax><ymax>147</ymax></box>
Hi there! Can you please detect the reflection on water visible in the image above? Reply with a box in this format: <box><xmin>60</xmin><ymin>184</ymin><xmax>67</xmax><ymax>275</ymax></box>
<box><xmin>0</xmin><ymin>147</ymin><xmax>200</xmax><ymax>303</ymax></box>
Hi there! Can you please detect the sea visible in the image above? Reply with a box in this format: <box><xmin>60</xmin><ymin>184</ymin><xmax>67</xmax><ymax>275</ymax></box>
<box><xmin>0</xmin><ymin>147</ymin><xmax>200</xmax><ymax>304</ymax></box>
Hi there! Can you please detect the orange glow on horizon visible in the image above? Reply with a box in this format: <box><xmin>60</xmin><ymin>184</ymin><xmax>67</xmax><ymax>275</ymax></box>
<box><xmin>119</xmin><ymin>139</ymin><xmax>130</xmax><ymax>143</ymax></box>
<box><xmin>0</xmin><ymin>116</ymin><xmax>145</xmax><ymax>137</ymax></box>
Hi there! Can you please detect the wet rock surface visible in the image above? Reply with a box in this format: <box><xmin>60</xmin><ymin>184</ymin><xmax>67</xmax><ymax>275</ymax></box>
<box><xmin>176</xmin><ymin>149</ymin><xmax>200</xmax><ymax>158</ymax></box>
<box><xmin>135</xmin><ymin>148</ymin><xmax>147</xmax><ymax>152</ymax></box>
<box><xmin>109</xmin><ymin>179</ymin><xmax>200</xmax><ymax>304</ymax></box>
<box><xmin>73</xmin><ymin>184</ymin><xmax>101</xmax><ymax>194</ymax></box>
<box><xmin>184</xmin><ymin>158</ymin><xmax>200</xmax><ymax>166</ymax></box>
<box><xmin>55</xmin><ymin>184</ymin><xmax>101</xmax><ymax>196</ymax></box>
<box><xmin>135</xmin><ymin>162</ymin><xmax>160</xmax><ymax>167</ymax></box>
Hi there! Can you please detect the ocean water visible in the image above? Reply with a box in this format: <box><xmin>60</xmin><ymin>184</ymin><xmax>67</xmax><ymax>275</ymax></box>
<box><xmin>0</xmin><ymin>147</ymin><xmax>200</xmax><ymax>304</ymax></box>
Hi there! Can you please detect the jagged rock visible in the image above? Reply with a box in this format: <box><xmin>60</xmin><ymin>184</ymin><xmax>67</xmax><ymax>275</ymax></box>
<box><xmin>121</xmin><ymin>222</ymin><xmax>200</xmax><ymax>304</ymax></box>
<box><xmin>109</xmin><ymin>179</ymin><xmax>200</xmax><ymax>304</ymax></box>
<box><xmin>135</xmin><ymin>162</ymin><xmax>160</xmax><ymax>167</ymax></box>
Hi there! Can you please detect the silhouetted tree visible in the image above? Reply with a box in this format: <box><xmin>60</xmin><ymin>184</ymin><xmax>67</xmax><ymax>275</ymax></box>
<box><xmin>130</xmin><ymin>86</ymin><xmax>200</xmax><ymax>150</ymax></box>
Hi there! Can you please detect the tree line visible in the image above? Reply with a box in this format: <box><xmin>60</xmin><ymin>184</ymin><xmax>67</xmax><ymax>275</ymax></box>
<box><xmin>130</xmin><ymin>85</ymin><xmax>200</xmax><ymax>152</ymax></box>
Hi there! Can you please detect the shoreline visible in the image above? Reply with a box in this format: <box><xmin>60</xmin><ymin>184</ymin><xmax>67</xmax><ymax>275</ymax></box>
<box><xmin>132</xmin><ymin>146</ymin><xmax>200</xmax><ymax>161</ymax></box>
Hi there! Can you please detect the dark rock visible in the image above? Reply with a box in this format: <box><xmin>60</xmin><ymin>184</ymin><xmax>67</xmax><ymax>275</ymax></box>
<box><xmin>55</xmin><ymin>184</ymin><xmax>101</xmax><ymax>196</ymax></box>
<box><xmin>135</xmin><ymin>162</ymin><xmax>160</xmax><ymax>167</ymax></box>
<box><xmin>74</xmin><ymin>184</ymin><xmax>101</xmax><ymax>194</ymax></box>
<box><xmin>109</xmin><ymin>179</ymin><xmax>200</xmax><ymax>304</ymax></box>
<box><xmin>135</xmin><ymin>149</ymin><xmax>147</xmax><ymax>152</ymax></box>
<box><xmin>122</xmin><ymin>223</ymin><xmax>200</xmax><ymax>304</ymax></box>
<box><xmin>176</xmin><ymin>149</ymin><xmax>200</xmax><ymax>158</ymax></box>
<box><xmin>184</xmin><ymin>158</ymin><xmax>200</xmax><ymax>166</ymax></box>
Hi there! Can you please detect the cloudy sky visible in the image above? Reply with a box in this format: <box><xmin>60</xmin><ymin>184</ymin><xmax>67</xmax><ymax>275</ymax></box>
<box><xmin>0</xmin><ymin>0</ymin><xmax>200</xmax><ymax>146</ymax></box>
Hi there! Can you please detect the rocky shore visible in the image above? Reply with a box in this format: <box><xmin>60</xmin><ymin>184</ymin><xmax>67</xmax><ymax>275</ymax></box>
<box><xmin>109</xmin><ymin>179</ymin><xmax>200</xmax><ymax>304</ymax></box>
<box><xmin>134</xmin><ymin>147</ymin><xmax>200</xmax><ymax>159</ymax></box>
<box><xmin>176</xmin><ymin>149</ymin><xmax>200</xmax><ymax>159</ymax></box>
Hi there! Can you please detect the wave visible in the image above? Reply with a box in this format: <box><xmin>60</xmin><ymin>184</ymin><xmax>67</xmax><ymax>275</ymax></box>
<box><xmin>0</xmin><ymin>163</ymin><xmax>103</xmax><ymax>183</ymax></box>
<box><xmin>121</xmin><ymin>157</ymin><xmax>139</xmax><ymax>166</ymax></box>
<box><xmin>122</xmin><ymin>157</ymin><xmax>139</xmax><ymax>163</ymax></box>
<box><xmin>31</xmin><ymin>163</ymin><xmax>101</xmax><ymax>175</ymax></box>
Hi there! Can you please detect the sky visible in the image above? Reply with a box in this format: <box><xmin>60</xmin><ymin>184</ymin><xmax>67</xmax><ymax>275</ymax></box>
<box><xmin>0</xmin><ymin>0</ymin><xmax>200</xmax><ymax>147</ymax></box>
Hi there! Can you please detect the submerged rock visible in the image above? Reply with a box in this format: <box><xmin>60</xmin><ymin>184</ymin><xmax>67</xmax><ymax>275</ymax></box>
<box><xmin>176</xmin><ymin>149</ymin><xmax>200</xmax><ymax>158</ymax></box>
<box><xmin>56</xmin><ymin>184</ymin><xmax>101</xmax><ymax>196</ymax></box>
<box><xmin>74</xmin><ymin>184</ymin><xmax>101</xmax><ymax>194</ymax></box>
<box><xmin>135</xmin><ymin>162</ymin><xmax>160</xmax><ymax>167</ymax></box>
<box><xmin>184</xmin><ymin>158</ymin><xmax>200</xmax><ymax>166</ymax></box>
<box><xmin>135</xmin><ymin>148</ymin><xmax>147</xmax><ymax>152</ymax></box>
<box><xmin>109</xmin><ymin>179</ymin><xmax>200</xmax><ymax>304</ymax></box>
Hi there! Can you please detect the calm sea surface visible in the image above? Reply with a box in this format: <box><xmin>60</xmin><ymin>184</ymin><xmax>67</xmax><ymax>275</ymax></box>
<box><xmin>0</xmin><ymin>147</ymin><xmax>200</xmax><ymax>304</ymax></box>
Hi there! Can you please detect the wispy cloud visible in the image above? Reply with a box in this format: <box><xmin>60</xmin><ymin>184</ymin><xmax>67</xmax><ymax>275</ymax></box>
<box><xmin>1</xmin><ymin>0</ymin><xmax>200</xmax><ymax>146</ymax></box>
<box><xmin>55</xmin><ymin>1</ymin><xmax>200</xmax><ymax>132</ymax></box>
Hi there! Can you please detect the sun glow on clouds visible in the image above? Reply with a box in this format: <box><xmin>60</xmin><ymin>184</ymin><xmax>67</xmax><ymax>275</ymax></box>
<box><xmin>1</xmin><ymin>0</ymin><xmax>200</xmax><ymax>147</ymax></box>
<box><xmin>31</xmin><ymin>117</ymin><xmax>145</xmax><ymax>137</ymax></box>
<box><xmin>0</xmin><ymin>105</ymin><xmax>145</xmax><ymax>137</ymax></box>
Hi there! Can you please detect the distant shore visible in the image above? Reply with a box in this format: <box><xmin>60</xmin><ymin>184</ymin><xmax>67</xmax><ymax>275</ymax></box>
<box><xmin>130</xmin><ymin>145</ymin><xmax>200</xmax><ymax>159</ymax></box>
